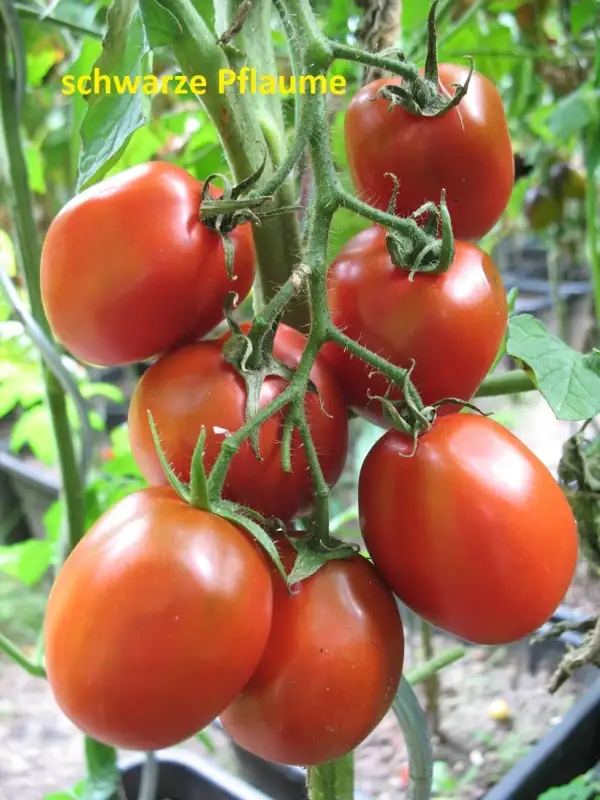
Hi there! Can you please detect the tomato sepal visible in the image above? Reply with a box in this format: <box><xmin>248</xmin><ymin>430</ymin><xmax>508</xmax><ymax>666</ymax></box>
<box><xmin>285</xmin><ymin>532</ymin><xmax>360</xmax><ymax>587</ymax></box>
<box><xmin>215</xmin><ymin>499</ymin><xmax>288</xmax><ymax>582</ymax></box>
<box><xmin>147</xmin><ymin>411</ymin><xmax>192</xmax><ymax>504</ymax></box>
<box><xmin>385</xmin><ymin>187</ymin><xmax>455</xmax><ymax>278</ymax></box>
<box><xmin>375</xmin><ymin>2</ymin><xmax>473</xmax><ymax>120</ymax></box>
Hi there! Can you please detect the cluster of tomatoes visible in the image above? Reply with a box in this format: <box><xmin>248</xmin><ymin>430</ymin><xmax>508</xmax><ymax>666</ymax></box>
<box><xmin>40</xmin><ymin>64</ymin><xmax>578</xmax><ymax>767</ymax></box>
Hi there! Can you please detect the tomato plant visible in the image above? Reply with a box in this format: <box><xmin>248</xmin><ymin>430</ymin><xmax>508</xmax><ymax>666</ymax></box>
<box><xmin>128</xmin><ymin>324</ymin><xmax>349</xmax><ymax>521</ymax></box>
<box><xmin>41</xmin><ymin>162</ymin><xmax>255</xmax><ymax>367</ymax></box>
<box><xmin>44</xmin><ymin>487</ymin><xmax>273</xmax><ymax>750</ymax></box>
<box><xmin>5</xmin><ymin>0</ymin><xmax>598</xmax><ymax>796</ymax></box>
<box><xmin>344</xmin><ymin>65</ymin><xmax>514</xmax><ymax>241</ymax></box>
<box><xmin>322</xmin><ymin>230</ymin><xmax>508</xmax><ymax>423</ymax></box>
<box><xmin>220</xmin><ymin>538</ymin><xmax>404</xmax><ymax>766</ymax></box>
<box><xmin>359</xmin><ymin>414</ymin><xmax>579</xmax><ymax>645</ymax></box>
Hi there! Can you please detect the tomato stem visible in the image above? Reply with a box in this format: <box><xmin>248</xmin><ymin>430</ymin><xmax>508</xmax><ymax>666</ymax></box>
<box><xmin>0</xmin><ymin>21</ymin><xmax>86</xmax><ymax>554</ymax></box>
<box><xmin>0</xmin><ymin>632</ymin><xmax>46</xmax><ymax>678</ymax></box>
<box><xmin>161</xmin><ymin>0</ymin><xmax>307</xmax><ymax>326</ymax></box>
<box><xmin>392</xmin><ymin>677</ymin><xmax>434</xmax><ymax>800</ymax></box>
<box><xmin>476</xmin><ymin>369</ymin><xmax>536</xmax><ymax>397</ymax></box>
<box><xmin>307</xmin><ymin>754</ymin><xmax>355</xmax><ymax>800</ymax></box>
<box><xmin>330</xmin><ymin>41</ymin><xmax>419</xmax><ymax>81</ymax></box>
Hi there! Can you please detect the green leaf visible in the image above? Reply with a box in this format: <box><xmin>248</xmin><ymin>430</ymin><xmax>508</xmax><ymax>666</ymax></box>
<box><xmin>70</xmin><ymin>38</ymin><xmax>103</xmax><ymax>184</ymax></box>
<box><xmin>507</xmin><ymin>315</ymin><xmax>600</xmax><ymax>421</ymax></box>
<box><xmin>570</xmin><ymin>0</ymin><xmax>597</xmax><ymax>35</ymax></box>
<box><xmin>10</xmin><ymin>405</ymin><xmax>56</xmax><ymax>463</ymax></box>
<box><xmin>0</xmin><ymin>539</ymin><xmax>53</xmax><ymax>586</ymax></box>
<box><xmin>546</xmin><ymin>88</ymin><xmax>599</xmax><ymax>142</ymax></box>
<box><xmin>26</xmin><ymin>35</ymin><xmax>63</xmax><ymax>87</ymax></box>
<box><xmin>24</xmin><ymin>142</ymin><xmax>47</xmax><ymax>194</ymax></box>
<box><xmin>79</xmin><ymin>382</ymin><xmax>125</xmax><ymax>403</ymax></box>
<box><xmin>82</xmin><ymin>738</ymin><xmax>120</xmax><ymax>800</ymax></box>
<box><xmin>77</xmin><ymin>0</ymin><xmax>152</xmax><ymax>190</ymax></box>
<box><xmin>139</xmin><ymin>0</ymin><xmax>180</xmax><ymax>47</ymax></box>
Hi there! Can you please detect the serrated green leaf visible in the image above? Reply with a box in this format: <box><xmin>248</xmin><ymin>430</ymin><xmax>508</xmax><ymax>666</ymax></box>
<box><xmin>82</xmin><ymin>738</ymin><xmax>120</xmax><ymax>800</ymax></box>
<box><xmin>139</xmin><ymin>0</ymin><xmax>180</xmax><ymax>47</ymax></box>
<box><xmin>77</xmin><ymin>0</ymin><xmax>152</xmax><ymax>189</ymax></box>
<box><xmin>507</xmin><ymin>315</ymin><xmax>600</xmax><ymax>421</ymax></box>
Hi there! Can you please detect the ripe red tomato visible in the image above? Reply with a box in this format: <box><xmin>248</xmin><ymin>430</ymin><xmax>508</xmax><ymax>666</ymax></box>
<box><xmin>128</xmin><ymin>324</ymin><xmax>349</xmax><ymax>521</ymax></box>
<box><xmin>41</xmin><ymin>162</ymin><xmax>254</xmax><ymax>367</ymax></box>
<box><xmin>359</xmin><ymin>415</ymin><xmax>579</xmax><ymax>645</ymax></box>
<box><xmin>345</xmin><ymin>65</ymin><xmax>514</xmax><ymax>241</ymax></box>
<box><xmin>321</xmin><ymin>229</ymin><xmax>507</xmax><ymax>424</ymax></box>
<box><xmin>44</xmin><ymin>488</ymin><xmax>273</xmax><ymax>750</ymax></box>
<box><xmin>220</xmin><ymin>538</ymin><xmax>404</xmax><ymax>765</ymax></box>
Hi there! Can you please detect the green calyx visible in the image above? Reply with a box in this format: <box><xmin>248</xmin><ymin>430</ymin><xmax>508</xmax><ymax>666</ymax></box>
<box><xmin>385</xmin><ymin>177</ymin><xmax>455</xmax><ymax>279</ymax></box>
<box><xmin>286</xmin><ymin>531</ymin><xmax>359</xmax><ymax>587</ymax></box>
<box><xmin>375</xmin><ymin>2</ymin><xmax>474</xmax><ymax>119</ymax></box>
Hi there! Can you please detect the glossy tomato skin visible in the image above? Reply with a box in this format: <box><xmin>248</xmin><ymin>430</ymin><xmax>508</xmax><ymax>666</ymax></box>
<box><xmin>220</xmin><ymin>539</ymin><xmax>404</xmax><ymax>766</ymax></box>
<box><xmin>359</xmin><ymin>415</ymin><xmax>579</xmax><ymax>645</ymax></box>
<box><xmin>44</xmin><ymin>488</ymin><xmax>273</xmax><ymax>751</ymax></box>
<box><xmin>345</xmin><ymin>65</ymin><xmax>514</xmax><ymax>241</ymax></box>
<box><xmin>322</xmin><ymin>229</ymin><xmax>508</xmax><ymax>424</ymax></box>
<box><xmin>128</xmin><ymin>325</ymin><xmax>349</xmax><ymax>521</ymax></box>
<box><xmin>41</xmin><ymin>162</ymin><xmax>254</xmax><ymax>367</ymax></box>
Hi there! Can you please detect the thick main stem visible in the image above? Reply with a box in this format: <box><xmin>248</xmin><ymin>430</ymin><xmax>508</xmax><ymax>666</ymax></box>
<box><xmin>0</xmin><ymin>23</ymin><xmax>85</xmax><ymax>555</ymax></box>
<box><xmin>307</xmin><ymin>755</ymin><xmax>354</xmax><ymax>800</ymax></box>
<box><xmin>163</xmin><ymin>0</ymin><xmax>306</xmax><ymax>324</ymax></box>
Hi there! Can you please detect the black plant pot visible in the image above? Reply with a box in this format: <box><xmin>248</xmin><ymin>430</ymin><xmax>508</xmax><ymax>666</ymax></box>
<box><xmin>119</xmin><ymin>750</ymin><xmax>274</xmax><ymax>800</ymax></box>
<box><xmin>485</xmin><ymin>676</ymin><xmax>600</xmax><ymax>800</ymax></box>
<box><xmin>0</xmin><ymin>450</ymin><xmax>59</xmax><ymax>539</ymax></box>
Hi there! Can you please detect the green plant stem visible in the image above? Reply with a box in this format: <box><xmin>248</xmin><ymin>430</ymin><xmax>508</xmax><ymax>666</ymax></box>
<box><xmin>392</xmin><ymin>677</ymin><xmax>433</xmax><ymax>800</ymax></box>
<box><xmin>331</xmin><ymin>41</ymin><xmax>418</xmax><ymax>80</ymax></box>
<box><xmin>585</xmin><ymin>139</ymin><xmax>600</xmax><ymax>335</ymax></box>
<box><xmin>420</xmin><ymin>620</ymin><xmax>440</xmax><ymax>736</ymax></box>
<box><xmin>307</xmin><ymin>754</ymin><xmax>354</xmax><ymax>800</ymax></box>
<box><xmin>163</xmin><ymin>0</ymin><xmax>305</xmax><ymax>323</ymax></box>
<box><xmin>0</xmin><ymin>632</ymin><xmax>46</xmax><ymax>677</ymax></box>
<box><xmin>406</xmin><ymin>646</ymin><xmax>465</xmax><ymax>686</ymax></box>
<box><xmin>0</xmin><ymin>22</ymin><xmax>85</xmax><ymax>555</ymax></box>
<box><xmin>476</xmin><ymin>370</ymin><xmax>536</xmax><ymax>397</ymax></box>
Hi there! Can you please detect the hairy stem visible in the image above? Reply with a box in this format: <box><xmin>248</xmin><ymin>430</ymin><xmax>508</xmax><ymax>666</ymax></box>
<box><xmin>163</xmin><ymin>0</ymin><xmax>306</xmax><ymax>322</ymax></box>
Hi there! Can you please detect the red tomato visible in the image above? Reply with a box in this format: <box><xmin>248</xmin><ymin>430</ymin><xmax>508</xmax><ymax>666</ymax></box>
<box><xmin>345</xmin><ymin>65</ymin><xmax>514</xmax><ymax>241</ymax></box>
<box><xmin>220</xmin><ymin>538</ymin><xmax>404</xmax><ymax>765</ymax></box>
<box><xmin>359</xmin><ymin>415</ymin><xmax>579</xmax><ymax>645</ymax></box>
<box><xmin>44</xmin><ymin>488</ymin><xmax>273</xmax><ymax>750</ymax></box>
<box><xmin>41</xmin><ymin>163</ymin><xmax>254</xmax><ymax>367</ymax></box>
<box><xmin>321</xmin><ymin>229</ymin><xmax>507</xmax><ymax>424</ymax></box>
<box><xmin>128</xmin><ymin>325</ymin><xmax>349</xmax><ymax>521</ymax></box>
